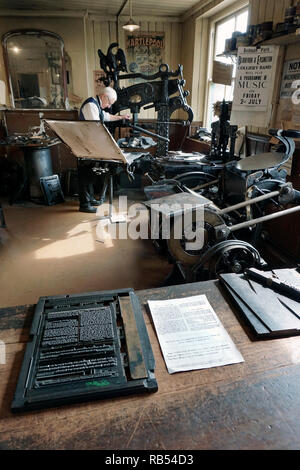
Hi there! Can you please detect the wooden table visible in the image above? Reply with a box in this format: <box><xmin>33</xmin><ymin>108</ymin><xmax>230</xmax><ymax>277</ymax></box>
<box><xmin>1</xmin><ymin>279</ymin><xmax>300</xmax><ymax>450</ymax></box>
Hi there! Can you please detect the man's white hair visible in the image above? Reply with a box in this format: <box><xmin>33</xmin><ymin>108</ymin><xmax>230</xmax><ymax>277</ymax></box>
<box><xmin>99</xmin><ymin>87</ymin><xmax>117</xmax><ymax>102</ymax></box>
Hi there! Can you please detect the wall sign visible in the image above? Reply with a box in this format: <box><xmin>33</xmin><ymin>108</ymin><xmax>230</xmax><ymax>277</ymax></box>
<box><xmin>232</xmin><ymin>46</ymin><xmax>279</xmax><ymax>112</ymax></box>
<box><xmin>280</xmin><ymin>59</ymin><xmax>300</xmax><ymax>100</ymax></box>
<box><xmin>126</xmin><ymin>32</ymin><xmax>165</xmax><ymax>83</ymax></box>
<box><xmin>212</xmin><ymin>60</ymin><xmax>233</xmax><ymax>86</ymax></box>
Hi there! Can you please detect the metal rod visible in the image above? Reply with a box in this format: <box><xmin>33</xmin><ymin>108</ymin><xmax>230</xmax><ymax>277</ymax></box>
<box><xmin>129</xmin><ymin>124</ymin><xmax>170</xmax><ymax>142</ymax></box>
<box><xmin>229</xmin><ymin>205</ymin><xmax>300</xmax><ymax>232</ymax></box>
<box><xmin>193</xmin><ymin>179</ymin><xmax>219</xmax><ymax>191</ymax></box>
<box><xmin>219</xmin><ymin>190</ymin><xmax>280</xmax><ymax>215</ymax></box>
<box><xmin>117</xmin><ymin>0</ymin><xmax>129</xmax><ymax>17</ymax></box>
<box><xmin>143</xmin><ymin>121</ymin><xmax>187</xmax><ymax>125</ymax></box>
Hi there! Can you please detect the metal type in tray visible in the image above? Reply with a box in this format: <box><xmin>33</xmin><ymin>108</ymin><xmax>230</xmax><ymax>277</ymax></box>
<box><xmin>12</xmin><ymin>289</ymin><xmax>157</xmax><ymax>412</ymax></box>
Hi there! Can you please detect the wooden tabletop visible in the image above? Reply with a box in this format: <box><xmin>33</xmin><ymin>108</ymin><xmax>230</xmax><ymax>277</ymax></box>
<box><xmin>0</xmin><ymin>278</ymin><xmax>300</xmax><ymax>450</ymax></box>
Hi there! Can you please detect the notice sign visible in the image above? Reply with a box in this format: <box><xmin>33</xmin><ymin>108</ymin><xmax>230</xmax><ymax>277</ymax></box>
<box><xmin>233</xmin><ymin>46</ymin><xmax>279</xmax><ymax>112</ymax></box>
<box><xmin>126</xmin><ymin>32</ymin><xmax>165</xmax><ymax>84</ymax></box>
<box><xmin>212</xmin><ymin>60</ymin><xmax>233</xmax><ymax>86</ymax></box>
<box><xmin>280</xmin><ymin>59</ymin><xmax>300</xmax><ymax>99</ymax></box>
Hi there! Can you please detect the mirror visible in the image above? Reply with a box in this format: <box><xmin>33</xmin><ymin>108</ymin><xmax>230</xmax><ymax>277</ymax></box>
<box><xmin>2</xmin><ymin>30</ymin><xmax>67</xmax><ymax>109</ymax></box>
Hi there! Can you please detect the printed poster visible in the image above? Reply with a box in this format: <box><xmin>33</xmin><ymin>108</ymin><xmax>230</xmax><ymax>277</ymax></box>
<box><xmin>126</xmin><ymin>32</ymin><xmax>165</xmax><ymax>83</ymax></box>
<box><xmin>280</xmin><ymin>59</ymin><xmax>300</xmax><ymax>100</ymax></box>
<box><xmin>233</xmin><ymin>46</ymin><xmax>279</xmax><ymax>112</ymax></box>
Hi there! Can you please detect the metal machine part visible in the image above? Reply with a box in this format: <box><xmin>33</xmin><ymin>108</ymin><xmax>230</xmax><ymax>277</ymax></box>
<box><xmin>166</xmin><ymin>207</ymin><xmax>225</xmax><ymax>267</ymax></box>
<box><xmin>191</xmin><ymin>240</ymin><xmax>263</xmax><ymax>281</ymax></box>
<box><xmin>210</xmin><ymin>101</ymin><xmax>238</xmax><ymax>163</ymax></box>
<box><xmin>97</xmin><ymin>43</ymin><xmax>193</xmax><ymax>157</ymax></box>
<box><xmin>23</xmin><ymin>146</ymin><xmax>54</xmax><ymax>200</ymax></box>
<box><xmin>144</xmin><ymin>127</ymin><xmax>300</xmax><ymax>281</ymax></box>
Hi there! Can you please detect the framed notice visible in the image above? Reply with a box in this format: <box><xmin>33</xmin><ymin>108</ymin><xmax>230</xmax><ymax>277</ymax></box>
<box><xmin>232</xmin><ymin>46</ymin><xmax>279</xmax><ymax>112</ymax></box>
<box><xmin>280</xmin><ymin>59</ymin><xmax>300</xmax><ymax>100</ymax></box>
<box><xmin>126</xmin><ymin>32</ymin><xmax>165</xmax><ymax>83</ymax></box>
<box><xmin>212</xmin><ymin>60</ymin><xmax>233</xmax><ymax>86</ymax></box>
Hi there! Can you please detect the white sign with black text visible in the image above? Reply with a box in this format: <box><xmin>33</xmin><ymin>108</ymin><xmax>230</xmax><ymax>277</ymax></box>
<box><xmin>280</xmin><ymin>59</ymin><xmax>300</xmax><ymax>100</ymax></box>
<box><xmin>233</xmin><ymin>46</ymin><xmax>279</xmax><ymax>112</ymax></box>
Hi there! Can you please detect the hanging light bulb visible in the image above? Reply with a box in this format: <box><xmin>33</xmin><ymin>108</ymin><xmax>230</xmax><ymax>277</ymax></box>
<box><xmin>123</xmin><ymin>0</ymin><xmax>140</xmax><ymax>32</ymax></box>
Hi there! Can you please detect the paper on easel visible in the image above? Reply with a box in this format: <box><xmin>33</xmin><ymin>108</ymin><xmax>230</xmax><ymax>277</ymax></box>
<box><xmin>148</xmin><ymin>295</ymin><xmax>244</xmax><ymax>374</ymax></box>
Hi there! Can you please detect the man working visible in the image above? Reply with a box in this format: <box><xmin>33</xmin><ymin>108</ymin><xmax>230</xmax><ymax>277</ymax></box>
<box><xmin>78</xmin><ymin>87</ymin><xmax>130</xmax><ymax>213</ymax></box>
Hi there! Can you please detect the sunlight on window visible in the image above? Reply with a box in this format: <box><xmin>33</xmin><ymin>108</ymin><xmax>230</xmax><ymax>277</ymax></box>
<box><xmin>236</xmin><ymin>10</ymin><xmax>249</xmax><ymax>33</ymax></box>
<box><xmin>206</xmin><ymin>8</ymin><xmax>249</xmax><ymax>129</ymax></box>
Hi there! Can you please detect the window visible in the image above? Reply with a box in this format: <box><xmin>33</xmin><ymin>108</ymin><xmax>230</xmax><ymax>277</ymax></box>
<box><xmin>206</xmin><ymin>8</ymin><xmax>249</xmax><ymax>129</ymax></box>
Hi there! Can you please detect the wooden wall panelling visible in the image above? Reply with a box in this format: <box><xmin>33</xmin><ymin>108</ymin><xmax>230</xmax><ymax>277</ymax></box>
<box><xmin>264</xmin><ymin>0</ymin><xmax>276</xmax><ymax>22</ymax></box>
<box><xmin>249</xmin><ymin>0</ymin><xmax>260</xmax><ymax>24</ymax></box>
<box><xmin>85</xmin><ymin>18</ymin><xmax>96</xmax><ymax>97</ymax></box>
<box><xmin>93</xmin><ymin>21</ymin><xmax>102</xmax><ymax>73</ymax></box>
<box><xmin>258</xmin><ymin>0</ymin><xmax>267</xmax><ymax>23</ymax></box>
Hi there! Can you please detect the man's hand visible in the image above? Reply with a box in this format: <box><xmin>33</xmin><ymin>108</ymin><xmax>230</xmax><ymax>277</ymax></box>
<box><xmin>110</xmin><ymin>114</ymin><xmax>131</xmax><ymax>122</ymax></box>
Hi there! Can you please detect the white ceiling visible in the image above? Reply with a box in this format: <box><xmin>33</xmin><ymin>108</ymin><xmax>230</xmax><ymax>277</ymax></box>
<box><xmin>0</xmin><ymin>0</ymin><xmax>203</xmax><ymax>18</ymax></box>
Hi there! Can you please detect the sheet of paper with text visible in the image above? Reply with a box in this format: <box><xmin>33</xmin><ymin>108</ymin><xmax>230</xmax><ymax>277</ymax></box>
<box><xmin>148</xmin><ymin>295</ymin><xmax>244</xmax><ymax>374</ymax></box>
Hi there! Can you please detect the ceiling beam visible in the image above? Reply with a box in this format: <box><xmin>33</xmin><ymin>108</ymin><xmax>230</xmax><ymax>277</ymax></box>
<box><xmin>0</xmin><ymin>9</ymin><xmax>182</xmax><ymax>22</ymax></box>
<box><xmin>89</xmin><ymin>14</ymin><xmax>182</xmax><ymax>23</ymax></box>
<box><xmin>0</xmin><ymin>9</ymin><xmax>87</xmax><ymax>18</ymax></box>
<box><xmin>181</xmin><ymin>0</ymin><xmax>213</xmax><ymax>22</ymax></box>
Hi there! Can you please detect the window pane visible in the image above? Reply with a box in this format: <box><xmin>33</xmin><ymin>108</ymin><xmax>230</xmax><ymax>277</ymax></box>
<box><xmin>215</xmin><ymin>17</ymin><xmax>235</xmax><ymax>59</ymax></box>
<box><xmin>207</xmin><ymin>83</ymin><xmax>227</xmax><ymax>129</ymax></box>
<box><xmin>236</xmin><ymin>10</ymin><xmax>249</xmax><ymax>33</ymax></box>
<box><xmin>206</xmin><ymin>8</ymin><xmax>249</xmax><ymax>127</ymax></box>
<box><xmin>225</xmin><ymin>84</ymin><xmax>234</xmax><ymax>101</ymax></box>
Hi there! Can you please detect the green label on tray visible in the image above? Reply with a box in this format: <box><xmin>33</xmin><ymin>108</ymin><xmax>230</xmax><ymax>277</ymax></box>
<box><xmin>86</xmin><ymin>380</ymin><xmax>110</xmax><ymax>387</ymax></box>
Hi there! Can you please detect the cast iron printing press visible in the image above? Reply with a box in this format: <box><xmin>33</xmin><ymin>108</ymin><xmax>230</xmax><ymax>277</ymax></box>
<box><xmin>101</xmin><ymin>44</ymin><xmax>300</xmax><ymax>283</ymax></box>
<box><xmin>48</xmin><ymin>42</ymin><xmax>300</xmax><ymax>284</ymax></box>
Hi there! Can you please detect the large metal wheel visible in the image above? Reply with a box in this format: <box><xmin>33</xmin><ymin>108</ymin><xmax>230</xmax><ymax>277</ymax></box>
<box><xmin>174</xmin><ymin>171</ymin><xmax>218</xmax><ymax>193</ymax></box>
<box><xmin>166</xmin><ymin>208</ymin><xmax>224</xmax><ymax>266</ymax></box>
<box><xmin>191</xmin><ymin>240</ymin><xmax>262</xmax><ymax>281</ymax></box>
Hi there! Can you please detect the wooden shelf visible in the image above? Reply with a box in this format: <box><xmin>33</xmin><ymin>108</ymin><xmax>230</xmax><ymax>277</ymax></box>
<box><xmin>218</xmin><ymin>30</ymin><xmax>300</xmax><ymax>57</ymax></box>
<box><xmin>260</xmin><ymin>30</ymin><xmax>300</xmax><ymax>46</ymax></box>
<box><xmin>216</xmin><ymin>50</ymin><xmax>237</xmax><ymax>58</ymax></box>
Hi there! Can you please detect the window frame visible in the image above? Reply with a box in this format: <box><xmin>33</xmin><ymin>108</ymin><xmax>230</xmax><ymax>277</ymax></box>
<box><xmin>204</xmin><ymin>5</ymin><xmax>249</xmax><ymax>128</ymax></box>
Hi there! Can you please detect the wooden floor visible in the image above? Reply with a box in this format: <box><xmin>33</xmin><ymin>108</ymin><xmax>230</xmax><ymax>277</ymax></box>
<box><xmin>0</xmin><ymin>197</ymin><xmax>172</xmax><ymax>308</ymax></box>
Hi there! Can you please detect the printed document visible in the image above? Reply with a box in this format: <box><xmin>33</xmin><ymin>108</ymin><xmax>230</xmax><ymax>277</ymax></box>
<box><xmin>148</xmin><ymin>295</ymin><xmax>244</xmax><ymax>374</ymax></box>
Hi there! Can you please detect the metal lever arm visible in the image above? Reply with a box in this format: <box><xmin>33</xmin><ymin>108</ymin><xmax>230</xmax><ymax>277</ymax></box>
<box><xmin>127</xmin><ymin>123</ymin><xmax>170</xmax><ymax>143</ymax></box>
